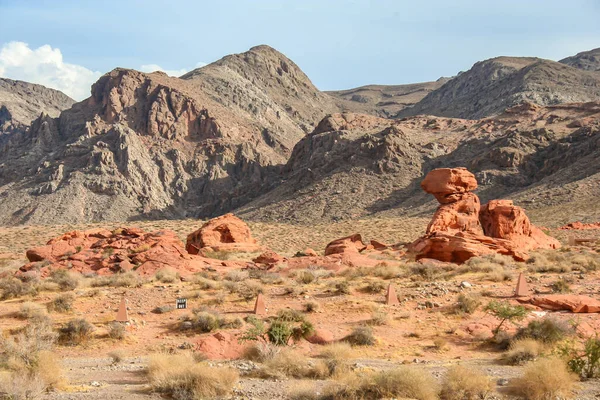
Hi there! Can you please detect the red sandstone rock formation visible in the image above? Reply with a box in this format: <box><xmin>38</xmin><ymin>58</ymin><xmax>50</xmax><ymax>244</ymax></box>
<box><xmin>18</xmin><ymin>227</ymin><xmax>238</xmax><ymax>278</ymax></box>
<box><xmin>411</xmin><ymin>167</ymin><xmax>560</xmax><ymax>262</ymax></box>
<box><xmin>324</xmin><ymin>234</ymin><xmax>367</xmax><ymax>256</ymax></box>
<box><xmin>522</xmin><ymin>295</ymin><xmax>600</xmax><ymax>313</ymax></box>
<box><xmin>186</xmin><ymin>213</ymin><xmax>263</xmax><ymax>254</ymax></box>
<box><xmin>560</xmin><ymin>221</ymin><xmax>600</xmax><ymax>230</ymax></box>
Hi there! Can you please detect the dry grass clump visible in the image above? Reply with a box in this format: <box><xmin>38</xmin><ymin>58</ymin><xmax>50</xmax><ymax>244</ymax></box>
<box><xmin>90</xmin><ymin>271</ymin><xmax>144</xmax><ymax>288</ymax></box>
<box><xmin>344</xmin><ymin>326</ymin><xmax>376</xmax><ymax>346</ymax></box>
<box><xmin>324</xmin><ymin>367</ymin><xmax>439</xmax><ymax>400</ymax></box>
<box><xmin>225</xmin><ymin>280</ymin><xmax>264</xmax><ymax>301</ymax></box>
<box><xmin>550</xmin><ymin>278</ymin><xmax>571</xmax><ymax>293</ymax></box>
<box><xmin>182</xmin><ymin>310</ymin><xmax>242</xmax><ymax>332</ymax></box>
<box><xmin>454</xmin><ymin>293</ymin><xmax>481</xmax><ymax>315</ymax></box>
<box><xmin>146</xmin><ymin>353</ymin><xmax>238</xmax><ymax>399</ymax></box>
<box><xmin>107</xmin><ymin>322</ymin><xmax>127</xmax><ymax>340</ymax></box>
<box><xmin>46</xmin><ymin>293</ymin><xmax>75</xmax><ymax>313</ymax></box>
<box><xmin>58</xmin><ymin>318</ymin><xmax>94</xmax><ymax>345</ymax></box>
<box><xmin>0</xmin><ymin>277</ymin><xmax>35</xmax><ymax>300</ymax></box>
<box><xmin>259</xmin><ymin>348</ymin><xmax>328</xmax><ymax>379</ymax></box>
<box><xmin>155</xmin><ymin>267</ymin><xmax>179</xmax><ymax>283</ymax></box>
<box><xmin>193</xmin><ymin>276</ymin><xmax>221</xmax><ymax>290</ymax></box>
<box><xmin>503</xmin><ymin>339</ymin><xmax>544</xmax><ymax>365</ymax></box>
<box><xmin>288</xmin><ymin>382</ymin><xmax>320</xmax><ymax>400</ymax></box>
<box><xmin>224</xmin><ymin>269</ymin><xmax>249</xmax><ymax>282</ymax></box>
<box><xmin>361</xmin><ymin>280</ymin><xmax>386</xmax><ymax>293</ymax></box>
<box><xmin>509</xmin><ymin>357</ymin><xmax>577</xmax><ymax>400</ymax></box>
<box><xmin>463</xmin><ymin>253</ymin><xmax>515</xmax><ymax>272</ymax></box>
<box><xmin>514</xmin><ymin>317</ymin><xmax>574</xmax><ymax>344</ymax></box>
<box><xmin>528</xmin><ymin>250</ymin><xmax>600</xmax><ymax>273</ymax></box>
<box><xmin>319</xmin><ymin>342</ymin><xmax>354</xmax><ymax>376</ymax></box>
<box><xmin>108</xmin><ymin>349</ymin><xmax>126</xmax><ymax>364</ymax></box>
<box><xmin>49</xmin><ymin>269</ymin><xmax>80</xmax><ymax>291</ymax></box>
<box><xmin>440</xmin><ymin>365</ymin><xmax>494</xmax><ymax>400</ymax></box>
<box><xmin>17</xmin><ymin>301</ymin><xmax>48</xmax><ymax>320</ymax></box>
<box><xmin>303</xmin><ymin>301</ymin><xmax>319</xmax><ymax>313</ymax></box>
<box><xmin>368</xmin><ymin>309</ymin><xmax>389</xmax><ymax>326</ymax></box>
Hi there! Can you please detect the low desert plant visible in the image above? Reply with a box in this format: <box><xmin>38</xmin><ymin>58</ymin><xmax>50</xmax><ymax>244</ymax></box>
<box><xmin>345</xmin><ymin>326</ymin><xmax>376</xmax><ymax>346</ymax></box>
<box><xmin>303</xmin><ymin>301</ymin><xmax>319</xmax><ymax>313</ymax></box>
<box><xmin>510</xmin><ymin>357</ymin><xmax>577</xmax><ymax>400</ymax></box>
<box><xmin>146</xmin><ymin>353</ymin><xmax>238</xmax><ymax>399</ymax></box>
<box><xmin>224</xmin><ymin>269</ymin><xmax>249</xmax><ymax>282</ymax></box>
<box><xmin>90</xmin><ymin>271</ymin><xmax>143</xmax><ymax>288</ymax></box>
<box><xmin>319</xmin><ymin>342</ymin><xmax>354</xmax><ymax>376</ymax></box>
<box><xmin>47</xmin><ymin>293</ymin><xmax>75</xmax><ymax>313</ymax></box>
<box><xmin>504</xmin><ymin>339</ymin><xmax>544</xmax><ymax>365</ymax></box>
<box><xmin>550</xmin><ymin>279</ymin><xmax>571</xmax><ymax>293</ymax></box>
<box><xmin>154</xmin><ymin>267</ymin><xmax>179</xmax><ymax>283</ymax></box>
<box><xmin>295</xmin><ymin>270</ymin><xmax>317</xmax><ymax>284</ymax></box>
<box><xmin>17</xmin><ymin>302</ymin><xmax>47</xmax><ymax>320</ymax></box>
<box><xmin>58</xmin><ymin>318</ymin><xmax>94</xmax><ymax>345</ymax></box>
<box><xmin>558</xmin><ymin>337</ymin><xmax>600</xmax><ymax>379</ymax></box>
<box><xmin>362</xmin><ymin>280</ymin><xmax>386</xmax><ymax>293</ymax></box>
<box><xmin>485</xmin><ymin>300</ymin><xmax>527</xmax><ymax>333</ymax></box>
<box><xmin>440</xmin><ymin>365</ymin><xmax>494</xmax><ymax>400</ymax></box>
<box><xmin>49</xmin><ymin>269</ymin><xmax>80</xmax><ymax>291</ymax></box>
<box><xmin>107</xmin><ymin>322</ymin><xmax>127</xmax><ymax>340</ymax></box>
<box><xmin>369</xmin><ymin>309</ymin><xmax>389</xmax><ymax>326</ymax></box>
<box><xmin>515</xmin><ymin>317</ymin><xmax>574</xmax><ymax>344</ymax></box>
<box><xmin>153</xmin><ymin>305</ymin><xmax>175</xmax><ymax>314</ymax></box>
<box><xmin>334</xmin><ymin>280</ymin><xmax>351</xmax><ymax>295</ymax></box>
<box><xmin>0</xmin><ymin>277</ymin><xmax>34</xmax><ymax>300</ymax></box>
<box><xmin>433</xmin><ymin>337</ymin><xmax>449</xmax><ymax>352</ymax></box>
<box><xmin>242</xmin><ymin>342</ymin><xmax>281</xmax><ymax>363</ymax></box>
<box><xmin>455</xmin><ymin>293</ymin><xmax>481</xmax><ymax>315</ymax></box>
<box><xmin>108</xmin><ymin>349</ymin><xmax>126</xmax><ymax>364</ymax></box>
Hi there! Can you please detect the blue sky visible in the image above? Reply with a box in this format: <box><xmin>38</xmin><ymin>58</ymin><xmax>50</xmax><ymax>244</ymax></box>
<box><xmin>1</xmin><ymin>0</ymin><xmax>599</xmax><ymax>99</ymax></box>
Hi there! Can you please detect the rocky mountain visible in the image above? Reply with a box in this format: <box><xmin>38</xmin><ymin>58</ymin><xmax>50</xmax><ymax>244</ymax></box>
<box><xmin>0</xmin><ymin>46</ymin><xmax>340</xmax><ymax>225</ymax></box>
<box><xmin>326</xmin><ymin>78</ymin><xmax>450</xmax><ymax>118</ymax></box>
<box><xmin>0</xmin><ymin>78</ymin><xmax>74</xmax><ymax>134</ymax></box>
<box><xmin>560</xmin><ymin>48</ymin><xmax>600</xmax><ymax>71</ymax></box>
<box><xmin>238</xmin><ymin>102</ymin><xmax>600</xmax><ymax>226</ymax></box>
<box><xmin>399</xmin><ymin>57</ymin><xmax>600</xmax><ymax>119</ymax></box>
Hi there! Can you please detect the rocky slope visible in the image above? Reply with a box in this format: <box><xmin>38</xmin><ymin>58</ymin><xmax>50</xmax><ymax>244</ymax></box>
<box><xmin>0</xmin><ymin>46</ymin><xmax>340</xmax><ymax>225</ymax></box>
<box><xmin>560</xmin><ymin>48</ymin><xmax>600</xmax><ymax>71</ymax></box>
<box><xmin>238</xmin><ymin>102</ymin><xmax>600</xmax><ymax>226</ymax></box>
<box><xmin>0</xmin><ymin>78</ymin><xmax>74</xmax><ymax>134</ymax></box>
<box><xmin>327</xmin><ymin>78</ymin><xmax>450</xmax><ymax>118</ymax></box>
<box><xmin>399</xmin><ymin>57</ymin><xmax>600</xmax><ymax>119</ymax></box>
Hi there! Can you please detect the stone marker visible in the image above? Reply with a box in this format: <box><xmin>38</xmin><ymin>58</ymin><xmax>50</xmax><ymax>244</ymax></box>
<box><xmin>253</xmin><ymin>293</ymin><xmax>266</xmax><ymax>315</ymax></box>
<box><xmin>386</xmin><ymin>284</ymin><xmax>399</xmax><ymax>305</ymax></box>
<box><xmin>116</xmin><ymin>296</ymin><xmax>129</xmax><ymax>322</ymax></box>
<box><xmin>515</xmin><ymin>273</ymin><xmax>529</xmax><ymax>297</ymax></box>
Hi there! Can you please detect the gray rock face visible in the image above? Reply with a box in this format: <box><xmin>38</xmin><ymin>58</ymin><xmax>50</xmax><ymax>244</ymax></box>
<box><xmin>560</xmin><ymin>48</ymin><xmax>600</xmax><ymax>72</ymax></box>
<box><xmin>399</xmin><ymin>57</ymin><xmax>600</xmax><ymax>119</ymax></box>
<box><xmin>0</xmin><ymin>78</ymin><xmax>74</xmax><ymax>134</ymax></box>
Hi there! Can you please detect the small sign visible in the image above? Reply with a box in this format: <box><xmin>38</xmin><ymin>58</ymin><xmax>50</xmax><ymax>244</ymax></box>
<box><xmin>176</xmin><ymin>298</ymin><xmax>187</xmax><ymax>309</ymax></box>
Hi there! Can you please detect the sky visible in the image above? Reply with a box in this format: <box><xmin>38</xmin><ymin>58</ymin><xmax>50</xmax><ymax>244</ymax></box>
<box><xmin>0</xmin><ymin>0</ymin><xmax>599</xmax><ymax>100</ymax></box>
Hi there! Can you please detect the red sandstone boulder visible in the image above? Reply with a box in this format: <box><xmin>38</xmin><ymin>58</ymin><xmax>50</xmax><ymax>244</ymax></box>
<box><xmin>421</xmin><ymin>167</ymin><xmax>478</xmax><ymax>204</ymax></box>
<box><xmin>524</xmin><ymin>295</ymin><xmax>600</xmax><ymax>313</ymax></box>
<box><xmin>253</xmin><ymin>250</ymin><xmax>285</xmax><ymax>265</ymax></box>
<box><xmin>324</xmin><ymin>234</ymin><xmax>367</xmax><ymax>256</ymax></box>
<box><xmin>306</xmin><ymin>329</ymin><xmax>335</xmax><ymax>345</ymax></box>
<box><xmin>186</xmin><ymin>213</ymin><xmax>262</xmax><ymax>254</ymax></box>
<box><xmin>426</xmin><ymin>192</ymin><xmax>483</xmax><ymax>235</ymax></box>
<box><xmin>195</xmin><ymin>332</ymin><xmax>248</xmax><ymax>359</ymax></box>
<box><xmin>560</xmin><ymin>221</ymin><xmax>600</xmax><ymax>230</ymax></box>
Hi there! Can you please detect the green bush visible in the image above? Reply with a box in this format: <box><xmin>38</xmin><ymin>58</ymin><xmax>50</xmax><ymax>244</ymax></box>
<box><xmin>515</xmin><ymin>317</ymin><xmax>574</xmax><ymax>344</ymax></box>
<box><xmin>559</xmin><ymin>337</ymin><xmax>600</xmax><ymax>379</ymax></box>
<box><xmin>485</xmin><ymin>300</ymin><xmax>527</xmax><ymax>333</ymax></box>
<box><xmin>345</xmin><ymin>326</ymin><xmax>376</xmax><ymax>346</ymax></box>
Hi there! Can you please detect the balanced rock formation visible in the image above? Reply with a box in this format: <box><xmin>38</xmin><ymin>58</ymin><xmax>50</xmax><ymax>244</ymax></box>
<box><xmin>19</xmin><ymin>228</ymin><xmax>221</xmax><ymax>278</ymax></box>
<box><xmin>186</xmin><ymin>213</ymin><xmax>262</xmax><ymax>254</ymax></box>
<box><xmin>411</xmin><ymin>168</ymin><xmax>560</xmax><ymax>262</ymax></box>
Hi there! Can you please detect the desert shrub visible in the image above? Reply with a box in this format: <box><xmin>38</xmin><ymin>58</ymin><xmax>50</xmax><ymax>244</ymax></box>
<box><xmin>0</xmin><ymin>371</ymin><xmax>47</xmax><ymax>400</ymax></box>
<box><xmin>108</xmin><ymin>349</ymin><xmax>126</xmax><ymax>364</ymax></box>
<box><xmin>515</xmin><ymin>317</ymin><xmax>574</xmax><ymax>344</ymax></box>
<box><xmin>288</xmin><ymin>382</ymin><xmax>320</xmax><ymax>400</ymax></box>
<box><xmin>1</xmin><ymin>317</ymin><xmax>57</xmax><ymax>368</ymax></box>
<box><xmin>303</xmin><ymin>301</ymin><xmax>319</xmax><ymax>313</ymax></box>
<box><xmin>49</xmin><ymin>269</ymin><xmax>80</xmax><ymax>291</ymax></box>
<box><xmin>362</xmin><ymin>280</ymin><xmax>386</xmax><ymax>293</ymax></box>
<box><xmin>371</xmin><ymin>263</ymin><xmax>405</xmax><ymax>279</ymax></box>
<box><xmin>47</xmin><ymin>293</ymin><xmax>75</xmax><ymax>313</ymax></box>
<box><xmin>193</xmin><ymin>276</ymin><xmax>220</xmax><ymax>290</ymax></box>
<box><xmin>484</xmin><ymin>300</ymin><xmax>527</xmax><ymax>333</ymax></box>
<box><xmin>276</xmin><ymin>308</ymin><xmax>305</xmax><ymax>322</ymax></box>
<box><xmin>242</xmin><ymin>342</ymin><xmax>281</xmax><ymax>363</ymax></box>
<box><xmin>90</xmin><ymin>271</ymin><xmax>143</xmax><ymax>288</ymax></box>
<box><xmin>155</xmin><ymin>268</ymin><xmax>179</xmax><ymax>283</ymax></box>
<box><xmin>369</xmin><ymin>309</ymin><xmax>389</xmax><ymax>326</ymax></box>
<box><xmin>260</xmin><ymin>348</ymin><xmax>325</xmax><ymax>379</ymax></box>
<box><xmin>510</xmin><ymin>357</ymin><xmax>577</xmax><ymax>400</ymax></box>
<box><xmin>267</xmin><ymin>320</ymin><xmax>294</xmax><ymax>346</ymax></box>
<box><xmin>236</xmin><ymin>281</ymin><xmax>264</xmax><ymax>301</ymax></box>
<box><xmin>295</xmin><ymin>270</ymin><xmax>317</xmax><ymax>284</ymax></box>
<box><xmin>146</xmin><ymin>353</ymin><xmax>238</xmax><ymax>399</ymax></box>
<box><xmin>224</xmin><ymin>270</ymin><xmax>249</xmax><ymax>282</ymax></box>
<box><xmin>410</xmin><ymin>263</ymin><xmax>442</xmax><ymax>281</ymax></box>
<box><xmin>455</xmin><ymin>293</ymin><xmax>481</xmax><ymax>315</ymax></box>
<box><xmin>0</xmin><ymin>277</ymin><xmax>34</xmax><ymax>300</ymax></box>
<box><xmin>345</xmin><ymin>326</ymin><xmax>376</xmax><ymax>346</ymax></box>
<box><xmin>58</xmin><ymin>318</ymin><xmax>94</xmax><ymax>345</ymax></box>
<box><xmin>17</xmin><ymin>302</ymin><xmax>47</xmax><ymax>320</ymax></box>
<box><xmin>319</xmin><ymin>342</ymin><xmax>354</xmax><ymax>376</ymax></box>
<box><xmin>325</xmin><ymin>367</ymin><xmax>439</xmax><ymax>400</ymax></box>
<box><xmin>153</xmin><ymin>305</ymin><xmax>175</xmax><ymax>314</ymax></box>
<box><xmin>558</xmin><ymin>337</ymin><xmax>600</xmax><ymax>379</ymax></box>
<box><xmin>253</xmin><ymin>271</ymin><xmax>284</xmax><ymax>285</ymax></box>
<box><xmin>550</xmin><ymin>279</ymin><xmax>571</xmax><ymax>293</ymax></box>
<box><xmin>485</xmin><ymin>269</ymin><xmax>512</xmax><ymax>282</ymax></box>
<box><xmin>189</xmin><ymin>311</ymin><xmax>220</xmax><ymax>333</ymax></box>
<box><xmin>440</xmin><ymin>365</ymin><xmax>494</xmax><ymax>400</ymax></box>
<box><xmin>107</xmin><ymin>322</ymin><xmax>127</xmax><ymax>340</ymax></box>
<box><xmin>464</xmin><ymin>253</ymin><xmax>515</xmax><ymax>272</ymax></box>
<box><xmin>334</xmin><ymin>280</ymin><xmax>350</xmax><ymax>295</ymax></box>
<box><xmin>527</xmin><ymin>251</ymin><xmax>572</xmax><ymax>273</ymax></box>
<box><xmin>504</xmin><ymin>339</ymin><xmax>544</xmax><ymax>365</ymax></box>
<box><xmin>433</xmin><ymin>337</ymin><xmax>449</xmax><ymax>352</ymax></box>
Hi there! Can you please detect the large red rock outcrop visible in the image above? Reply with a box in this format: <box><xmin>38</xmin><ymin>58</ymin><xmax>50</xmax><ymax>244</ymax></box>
<box><xmin>324</xmin><ymin>234</ymin><xmax>367</xmax><ymax>256</ymax></box>
<box><xmin>186</xmin><ymin>213</ymin><xmax>263</xmax><ymax>254</ymax></box>
<box><xmin>411</xmin><ymin>168</ymin><xmax>560</xmax><ymax>262</ymax></box>
<box><xmin>18</xmin><ymin>227</ymin><xmax>230</xmax><ymax>278</ymax></box>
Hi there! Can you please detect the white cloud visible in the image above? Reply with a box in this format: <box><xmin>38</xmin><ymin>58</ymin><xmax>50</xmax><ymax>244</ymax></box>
<box><xmin>139</xmin><ymin>61</ymin><xmax>207</xmax><ymax>77</ymax></box>
<box><xmin>0</xmin><ymin>41</ymin><xmax>102</xmax><ymax>101</ymax></box>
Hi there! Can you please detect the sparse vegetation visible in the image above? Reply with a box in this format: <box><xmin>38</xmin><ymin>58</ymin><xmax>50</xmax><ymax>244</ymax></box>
<box><xmin>0</xmin><ymin>277</ymin><xmax>35</xmax><ymax>300</ymax></box>
<box><xmin>558</xmin><ymin>337</ymin><xmax>600</xmax><ymax>379</ymax></box>
<box><xmin>440</xmin><ymin>365</ymin><xmax>494</xmax><ymax>400</ymax></box>
<box><xmin>485</xmin><ymin>300</ymin><xmax>527</xmax><ymax>334</ymax></box>
<box><xmin>58</xmin><ymin>318</ymin><xmax>94</xmax><ymax>345</ymax></box>
<box><xmin>47</xmin><ymin>293</ymin><xmax>75</xmax><ymax>313</ymax></box>
<box><xmin>49</xmin><ymin>269</ymin><xmax>80</xmax><ymax>291</ymax></box>
<box><xmin>146</xmin><ymin>353</ymin><xmax>238</xmax><ymax>399</ymax></box>
<box><xmin>504</xmin><ymin>339</ymin><xmax>544</xmax><ymax>365</ymax></box>
<box><xmin>107</xmin><ymin>322</ymin><xmax>127</xmax><ymax>340</ymax></box>
<box><xmin>345</xmin><ymin>326</ymin><xmax>376</xmax><ymax>346</ymax></box>
<box><xmin>155</xmin><ymin>267</ymin><xmax>179</xmax><ymax>283</ymax></box>
<box><xmin>108</xmin><ymin>349</ymin><xmax>126</xmax><ymax>364</ymax></box>
<box><xmin>455</xmin><ymin>293</ymin><xmax>481</xmax><ymax>315</ymax></box>
<box><xmin>515</xmin><ymin>317</ymin><xmax>574</xmax><ymax>344</ymax></box>
<box><xmin>510</xmin><ymin>357</ymin><xmax>577</xmax><ymax>400</ymax></box>
<box><xmin>90</xmin><ymin>271</ymin><xmax>144</xmax><ymax>288</ymax></box>
<box><xmin>303</xmin><ymin>301</ymin><xmax>319</xmax><ymax>313</ymax></box>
